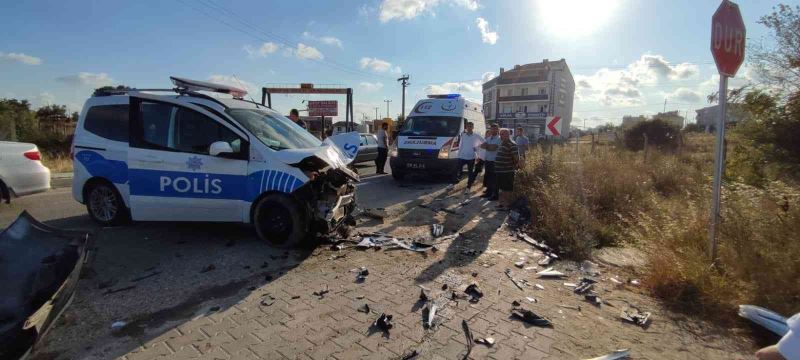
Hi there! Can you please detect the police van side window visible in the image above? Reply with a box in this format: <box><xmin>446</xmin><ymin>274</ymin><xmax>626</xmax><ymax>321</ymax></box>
<box><xmin>137</xmin><ymin>101</ymin><xmax>243</xmax><ymax>156</ymax></box>
<box><xmin>84</xmin><ymin>105</ymin><xmax>129</xmax><ymax>142</ymax></box>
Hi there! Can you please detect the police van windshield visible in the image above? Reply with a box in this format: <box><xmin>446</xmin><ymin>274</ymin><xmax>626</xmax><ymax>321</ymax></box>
<box><xmin>226</xmin><ymin>109</ymin><xmax>322</xmax><ymax>150</ymax></box>
<box><xmin>399</xmin><ymin>116</ymin><xmax>461</xmax><ymax>137</ymax></box>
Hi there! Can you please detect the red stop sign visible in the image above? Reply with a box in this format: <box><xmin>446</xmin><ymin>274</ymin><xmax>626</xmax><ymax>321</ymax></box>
<box><xmin>711</xmin><ymin>0</ymin><xmax>746</xmax><ymax>77</ymax></box>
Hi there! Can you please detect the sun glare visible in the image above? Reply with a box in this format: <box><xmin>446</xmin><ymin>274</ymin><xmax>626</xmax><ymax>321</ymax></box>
<box><xmin>536</xmin><ymin>0</ymin><xmax>620</xmax><ymax>37</ymax></box>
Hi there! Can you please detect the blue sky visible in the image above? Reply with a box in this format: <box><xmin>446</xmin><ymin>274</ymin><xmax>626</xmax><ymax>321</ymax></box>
<box><xmin>0</xmin><ymin>0</ymin><xmax>793</xmax><ymax>127</ymax></box>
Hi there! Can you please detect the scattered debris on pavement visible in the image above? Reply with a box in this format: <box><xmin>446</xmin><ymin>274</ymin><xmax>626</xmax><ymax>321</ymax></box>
<box><xmin>585</xmin><ymin>294</ymin><xmax>603</xmax><ymax>307</ymax></box>
<box><xmin>260</xmin><ymin>295</ymin><xmax>275</xmax><ymax>306</ymax></box>
<box><xmin>511</xmin><ymin>308</ymin><xmax>553</xmax><ymax>327</ymax></box>
<box><xmin>356</xmin><ymin>234</ymin><xmax>432</xmax><ymax>252</ymax></box>
<box><xmin>583</xmin><ymin>349</ymin><xmax>631</xmax><ymax>360</ymax></box>
<box><xmin>580</xmin><ymin>260</ymin><xmax>601</xmax><ymax>276</ymax></box>
<box><xmin>358</xmin><ymin>304</ymin><xmax>371</xmax><ymax>314</ymax></box>
<box><xmin>621</xmin><ymin>306</ymin><xmax>651</xmax><ymax>327</ymax></box>
<box><xmin>424</xmin><ymin>303</ymin><xmax>438</xmax><ymax>328</ymax></box>
<box><xmin>504</xmin><ymin>269</ymin><xmax>526</xmax><ymax>290</ymax></box>
<box><xmin>461</xmin><ymin>320</ymin><xmax>473</xmax><ymax>360</ymax></box>
<box><xmin>629</xmin><ymin>279</ymin><xmax>641</xmax><ymax>286</ymax></box>
<box><xmin>464</xmin><ymin>283</ymin><xmax>484</xmax><ymax>303</ymax></box>
<box><xmin>354</xmin><ymin>267</ymin><xmax>369</xmax><ymax>282</ymax></box>
<box><xmin>514</xmin><ymin>260</ymin><xmax>525</xmax><ymax>268</ymax></box>
<box><xmin>538</xmin><ymin>256</ymin><xmax>553</xmax><ymax>266</ymax></box>
<box><xmin>475</xmin><ymin>337</ymin><xmax>495</xmax><ymax>347</ymax></box>
<box><xmin>313</xmin><ymin>285</ymin><xmax>330</xmax><ymax>299</ymax></box>
<box><xmin>373</xmin><ymin>313</ymin><xmax>393</xmax><ymax>334</ymax></box>
<box><xmin>534</xmin><ymin>283</ymin><xmax>545</xmax><ymax>290</ymax></box>
<box><xmin>574</xmin><ymin>277</ymin><xmax>597</xmax><ymax>294</ymax></box>
<box><xmin>431</xmin><ymin>224</ymin><xmax>444</xmax><ymax>238</ymax></box>
<box><xmin>401</xmin><ymin>350</ymin><xmax>420</xmax><ymax>360</ymax></box>
<box><xmin>110</xmin><ymin>321</ymin><xmax>127</xmax><ymax>334</ymax></box>
<box><xmin>559</xmin><ymin>304</ymin><xmax>582</xmax><ymax>311</ymax></box>
<box><xmin>419</xmin><ymin>286</ymin><xmax>431</xmax><ymax>302</ymax></box>
<box><xmin>536</xmin><ymin>267</ymin><xmax>566</xmax><ymax>278</ymax></box>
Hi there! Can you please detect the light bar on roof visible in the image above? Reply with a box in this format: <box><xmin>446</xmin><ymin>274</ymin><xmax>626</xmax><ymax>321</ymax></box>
<box><xmin>427</xmin><ymin>94</ymin><xmax>461</xmax><ymax>99</ymax></box>
<box><xmin>170</xmin><ymin>76</ymin><xmax>248</xmax><ymax>98</ymax></box>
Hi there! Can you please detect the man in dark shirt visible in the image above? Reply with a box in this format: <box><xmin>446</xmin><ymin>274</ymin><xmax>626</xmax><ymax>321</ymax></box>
<box><xmin>288</xmin><ymin>108</ymin><xmax>307</xmax><ymax>129</ymax></box>
<box><xmin>495</xmin><ymin>128</ymin><xmax>519</xmax><ymax>208</ymax></box>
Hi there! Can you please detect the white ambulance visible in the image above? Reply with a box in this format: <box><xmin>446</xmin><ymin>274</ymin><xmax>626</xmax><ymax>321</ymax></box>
<box><xmin>389</xmin><ymin>94</ymin><xmax>485</xmax><ymax>181</ymax></box>
<box><xmin>71</xmin><ymin>77</ymin><xmax>359</xmax><ymax>247</ymax></box>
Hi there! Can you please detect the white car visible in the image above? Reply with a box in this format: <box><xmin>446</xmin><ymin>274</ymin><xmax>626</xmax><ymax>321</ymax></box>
<box><xmin>0</xmin><ymin>141</ymin><xmax>51</xmax><ymax>202</ymax></box>
<box><xmin>71</xmin><ymin>77</ymin><xmax>360</xmax><ymax>246</ymax></box>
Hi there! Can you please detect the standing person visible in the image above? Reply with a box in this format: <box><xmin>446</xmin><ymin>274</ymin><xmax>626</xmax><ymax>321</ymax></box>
<box><xmin>375</xmin><ymin>122</ymin><xmax>389</xmax><ymax>174</ymax></box>
<box><xmin>514</xmin><ymin>126</ymin><xmax>529</xmax><ymax>159</ymax></box>
<box><xmin>480</xmin><ymin>124</ymin><xmax>501</xmax><ymax>200</ymax></box>
<box><xmin>288</xmin><ymin>109</ymin><xmax>307</xmax><ymax>129</ymax></box>
<box><xmin>456</xmin><ymin>122</ymin><xmax>484</xmax><ymax>194</ymax></box>
<box><xmin>474</xmin><ymin>129</ymin><xmax>490</xmax><ymax>190</ymax></box>
<box><xmin>495</xmin><ymin>129</ymin><xmax>519</xmax><ymax>209</ymax></box>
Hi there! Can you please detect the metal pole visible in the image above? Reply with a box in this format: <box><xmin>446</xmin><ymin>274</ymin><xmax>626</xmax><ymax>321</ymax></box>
<box><xmin>709</xmin><ymin>75</ymin><xmax>728</xmax><ymax>262</ymax></box>
<box><xmin>384</xmin><ymin>99</ymin><xmax>392</xmax><ymax>118</ymax></box>
<box><xmin>375</xmin><ymin>107</ymin><xmax>379</xmax><ymax>121</ymax></box>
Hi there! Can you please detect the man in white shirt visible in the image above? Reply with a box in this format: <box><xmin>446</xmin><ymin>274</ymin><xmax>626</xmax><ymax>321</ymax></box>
<box><xmin>375</xmin><ymin>122</ymin><xmax>389</xmax><ymax>174</ymax></box>
<box><xmin>456</xmin><ymin>122</ymin><xmax>484</xmax><ymax>193</ymax></box>
<box><xmin>480</xmin><ymin>124</ymin><xmax>501</xmax><ymax>200</ymax></box>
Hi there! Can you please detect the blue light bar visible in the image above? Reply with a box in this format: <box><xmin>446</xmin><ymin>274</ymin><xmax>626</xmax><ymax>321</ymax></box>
<box><xmin>427</xmin><ymin>94</ymin><xmax>461</xmax><ymax>99</ymax></box>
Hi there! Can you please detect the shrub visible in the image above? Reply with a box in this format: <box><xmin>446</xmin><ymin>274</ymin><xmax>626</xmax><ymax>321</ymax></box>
<box><xmin>623</xmin><ymin>119</ymin><xmax>680</xmax><ymax>151</ymax></box>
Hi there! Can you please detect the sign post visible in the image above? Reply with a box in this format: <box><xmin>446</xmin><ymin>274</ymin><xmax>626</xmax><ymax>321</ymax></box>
<box><xmin>709</xmin><ymin>0</ymin><xmax>745</xmax><ymax>262</ymax></box>
<box><xmin>544</xmin><ymin>116</ymin><xmax>562</xmax><ymax>137</ymax></box>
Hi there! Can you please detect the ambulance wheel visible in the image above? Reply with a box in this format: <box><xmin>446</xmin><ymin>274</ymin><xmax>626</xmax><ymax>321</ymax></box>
<box><xmin>253</xmin><ymin>194</ymin><xmax>309</xmax><ymax>247</ymax></box>
<box><xmin>85</xmin><ymin>180</ymin><xmax>129</xmax><ymax>226</ymax></box>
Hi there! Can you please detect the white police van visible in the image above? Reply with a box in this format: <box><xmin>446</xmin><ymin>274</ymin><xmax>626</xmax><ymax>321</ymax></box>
<box><xmin>71</xmin><ymin>77</ymin><xmax>360</xmax><ymax>246</ymax></box>
<box><xmin>389</xmin><ymin>94</ymin><xmax>485</xmax><ymax>181</ymax></box>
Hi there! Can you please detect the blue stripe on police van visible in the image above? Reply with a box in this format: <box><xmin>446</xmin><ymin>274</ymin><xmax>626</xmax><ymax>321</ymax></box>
<box><xmin>129</xmin><ymin>168</ymin><xmax>247</xmax><ymax>200</ymax></box>
<box><xmin>75</xmin><ymin>150</ymin><xmax>129</xmax><ymax>184</ymax></box>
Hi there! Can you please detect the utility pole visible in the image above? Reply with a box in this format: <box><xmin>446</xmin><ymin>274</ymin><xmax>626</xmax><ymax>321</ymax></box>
<box><xmin>663</xmin><ymin>98</ymin><xmax>667</xmax><ymax>113</ymax></box>
<box><xmin>397</xmin><ymin>74</ymin><xmax>410</xmax><ymax>121</ymax></box>
<box><xmin>374</xmin><ymin>107</ymin><xmax>379</xmax><ymax>121</ymax></box>
<box><xmin>384</xmin><ymin>99</ymin><xmax>392</xmax><ymax>118</ymax></box>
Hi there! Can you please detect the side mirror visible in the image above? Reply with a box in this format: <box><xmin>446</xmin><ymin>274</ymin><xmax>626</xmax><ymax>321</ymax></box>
<box><xmin>209</xmin><ymin>141</ymin><xmax>234</xmax><ymax>156</ymax></box>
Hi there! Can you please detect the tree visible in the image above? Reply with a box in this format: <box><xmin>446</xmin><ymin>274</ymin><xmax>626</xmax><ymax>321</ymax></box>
<box><xmin>0</xmin><ymin>99</ymin><xmax>38</xmax><ymax>141</ymax></box>
<box><xmin>93</xmin><ymin>85</ymin><xmax>132</xmax><ymax>96</ymax></box>
<box><xmin>750</xmin><ymin>4</ymin><xmax>800</xmax><ymax>96</ymax></box>
<box><xmin>623</xmin><ymin>119</ymin><xmax>680</xmax><ymax>151</ymax></box>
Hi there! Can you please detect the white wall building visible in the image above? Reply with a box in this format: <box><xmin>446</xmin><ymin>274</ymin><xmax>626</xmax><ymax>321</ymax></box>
<box><xmin>482</xmin><ymin>59</ymin><xmax>575</xmax><ymax>138</ymax></box>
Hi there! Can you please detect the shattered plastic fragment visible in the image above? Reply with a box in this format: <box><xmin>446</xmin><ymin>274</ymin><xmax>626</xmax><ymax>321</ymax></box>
<box><xmin>475</xmin><ymin>337</ymin><xmax>495</xmax><ymax>347</ymax></box>
<box><xmin>564</xmin><ymin>283</ymin><xmax>578</xmax><ymax>288</ymax></box>
<box><xmin>536</xmin><ymin>267</ymin><xmax>566</xmax><ymax>278</ymax></box>
<box><xmin>358</xmin><ymin>303</ymin><xmax>370</xmax><ymax>313</ymax></box>
<box><xmin>583</xmin><ymin>349</ymin><xmax>631</xmax><ymax>360</ymax></box>
<box><xmin>419</xmin><ymin>286</ymin><xmax>431</xmax><ymax>302</ymax></box>
<box><xmin>574</xmin><ymin>278</ymin><xmax>597</xmax><ymax>294</ymax></box>
<box><xmin>621</xmin><ymin>307</ymin><xmax>651</xmax><ymax>327</ymax></box>
<box><xmin>514</xmin><ymin>261</ymin><xmax>525</xmax><ymax>268</ymax></box>
<box><xmin>526</xmin><ymin>297</ymin><xmax>537</xmax><ymax>303</ymax></box>
<box><xmin>461</xmin><ymin>320</ymin><xmax>473</xmax><ymax>360</ymax></box>
<box><xmin>373</xmin><ymin>313</ymin><xmax>393</xmax><ymax>334</ymax></box>
<box><xmin>425</xmin><ymin>303</ymin><xmax>438</xmax><ymax>328</ymax></box>
<box><xmin>110</xmin><ymin>321</ymin><xmax>127</xmax><ymax>331</ymax></box>
<box><xmin>431</xmin><ymin>224</ymin><xmax>444</xmax><ymax>238</ymax></box>
<box><xmin>401</xmin><ymin>350</ymin><xmax>420</xmax><ymax>360</ymax></box>
<box><xmin>464</xmin><ymin>283</ymin><xmax>484</xmax><ymax>303</ymax></box>
<box><xmin>537</xmin><ymin>256</ymin><xmax>552</xmax><ymax>266</ymax></box>
<box><xmin>738</xmin><ymin>305</ymin><xmax>789</xmax><ymax>336</ymax></box>
<box><xmin>534</xmin><ymin>284</ymin><xmax>545</xmax><ymax>290</ymax></box>
<box><xmin>585</xmin><ymin>294</ymin><xmax>602</xmax><ymax>307</ymax></box>
<box><xmin>511</xmin><ymin>308</ymin><xmax>553</xmax><ymax>327</ymax></box>
<box><xmin>580</xmin><ymin>260</ymin><xmax>601</xmax><ymax>276</ymax></box>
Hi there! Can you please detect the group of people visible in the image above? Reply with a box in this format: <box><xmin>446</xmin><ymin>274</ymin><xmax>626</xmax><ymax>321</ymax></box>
<box><xmin>458</xmin><ymin>123</ymin><xmax>530</xmax><ymax>209</ymax></box>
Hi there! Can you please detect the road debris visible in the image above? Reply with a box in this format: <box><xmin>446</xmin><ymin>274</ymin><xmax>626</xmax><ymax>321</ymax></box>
<box><xmin>511</xmin><ymin>308</ymin><xmax>553</xmax><ymax>327</ymax></box>
<box><xmin>356</xmin><ymin>234</ymin><xmax>431</xmax><ymax>252</ymax></box>
<box><xmin>621</xmin><ymin>307</ymin><xmax>651</xmax><ymax>327</ymax></box>
<box><xmin>514</xmin><ymin>260</ymin><xmax>525</xmax><ymax>268</ymax></box>
<box><xmin>419</xmin><ymin>286</ymin><xmax>431</xmax><ymax>302</ymax></box>
<box><xmin>583</xmin><ymin>349</ymin><xmax>631</xmax><ymax>360</ymax></box>
<box><xmin>401</xmin><ymin>350</ymin><xmax>420</xmax><ymax>360</ymax></box>
<box><xmin>574</xmin><ymin>278</ymin><xmax>597</xmax><ymax>294</ymax></box>
<box><xmin>431</xmin><ymin>224</ymin><xmax>444</xmax><ymax>238</ymax></box>
<box><xmin>518</xmin><ymin>233</ymin><xmax>550</xmax><ymax>251</ymax></box>
<box><xmin>464</xmin><ymin>283</ymin><xmax>484</xmax><ymax>303</ymax></box>
<box><xmin>585</xmin><ymin>294</ymin><xmax>603</xmax><ymax>307</ymax></box>
<box><xmin>629</xmin><ymin>279</ymin><xmax>641</xmax><ymax>286</ymax></box>
<box><xmin>358</xmin><ymin>304</ymin><xmax>371</xmax><ymax>313</ymax></box>
<box><xmin>475</xmin><ymin>337</ymin><xmax>495</xmax><ymax>347</ymax></box>
<box><xmin>536</xmin><ymin>267</ymin><xmax>566</xmax><ymax>278</ymax></box>
<box><xmin>537</xmin><ymin>256</ymin><xmax>553</xmax><ymax>266</ymax></box>
<box><xmin>373</xmin><ymin>313</ymin><xmax>393</xmax><ymax>334</ymax></box>
<box><xmin>461</xmin><ymin>320</ymin><xmax>473</xmax><ymax>360</ymax></box>
<box><xmin>110</xmin><ymin>321</ymin><xmax>127</xmax><ymax>333</ymax></box>
<box><xmin>512</xmin><ymin>300</ymin><xmax>521</xmax><ymax>307</ymax></box>
<box><xmin>564</xmin><ymin>282</ymin><xmax>578</xmax><ymax>288</ymax></box>
<box><xmin>580</xmin><ymin>260</ymin><xmax>601</xmax><ymax>276</ymax></box>
<box><xmin>424</xmin><ymin>303</ymin><xmax>438</xmax><ymax>328</ymax></box>
<box><xmin>354</xmin><ymin>267</ymin><xmax>369</xmax><ymax>282</ymax></box>
<box><xmin>200</xmin><ymin>264</ymin><xmax>216</xmax><ymax>273</ymax></box>
<box><xmin>609</xmin><ymin>277</ymin><xmax>623</xmax><ymax>285</ymax></box>
<box><xmin>559</xmin><ymin>304</ymin><xmax>582</xmax><ymax>311</ymax></box>
<box><xmin>504</xmin><ymin>269</ymin><xmax>526</xmax><ymax>290</ymax></box>
<box><xmin>313</xmin><ymin>286</ymin><xmax>330</xmax><ymax>299</ymax></box>
<box><xmin>738</xmin><ymin>305</ymin><xmax>789</xmax><ymax>336</ymax></box>
<box><xmin>534</xmin><ymin>284</ymin><xmax>545</xmax><ymax>290</ymax></box>
<box><xmin>260</xmin><ymin>295</ymin><xmax>275</xmax><ymax>306</ymax></box>
<box><xmin>526</xmin><ymin>297</ymin><xmax>537</xmax><ymax>303</ymax></box>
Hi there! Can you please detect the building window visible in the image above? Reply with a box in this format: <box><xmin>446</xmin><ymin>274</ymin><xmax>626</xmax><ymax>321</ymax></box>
<box><xmin>502</xmin><ymin>105</ymin><xmax>512</xmax><ymax>114</ymax></box>
<box><xmin>539</xmin><ymin>88</ymin><xmax>547</xmax><ymax>95</ymax></box>
<box><xmin>506</xmin><ymin>89</ymin><xmax>513</xmax><ymax>96</ymax></box>
<box><xmin>521</xmin><ymin>88</ymin><xmax>528</xmax><ymax>96</ymax></box>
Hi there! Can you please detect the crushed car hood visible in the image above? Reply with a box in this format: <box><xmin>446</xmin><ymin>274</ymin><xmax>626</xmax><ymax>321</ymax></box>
<box><xmin>0</xmin><ymin>211</ymin><xmax>93</xmax><ymax>359</ymax></box>
<box><xmin>273</xmin><ymin>132</ymin><xmax>361</xmax><ymax>181</ymax></box>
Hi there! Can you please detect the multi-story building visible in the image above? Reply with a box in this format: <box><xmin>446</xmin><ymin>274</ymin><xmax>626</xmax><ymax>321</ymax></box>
<box><xmin>695</xmin><ymin>104</ymin><xmax>747</xmax><ymax>131</ymax></box>
<box><xmin>482</xmin><ymin>59</ymin><xmax>575</xmax><ymax>138</ymax></box>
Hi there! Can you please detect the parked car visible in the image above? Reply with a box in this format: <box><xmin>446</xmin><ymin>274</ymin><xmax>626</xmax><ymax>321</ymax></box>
<box><xmin>354</xmin><ymin>133</ymin><xmax>378</xmax><ymax>164</ymax></box>
<box><xmin>0</xmin><ymin>141</ymin><xmax>51</xmax><ymax>202</ymax></box>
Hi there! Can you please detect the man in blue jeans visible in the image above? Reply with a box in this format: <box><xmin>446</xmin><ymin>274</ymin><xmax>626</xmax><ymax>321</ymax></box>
<box><xmin>456</xmin><ymin>122</ymin><xmax>484</xmax><ymax>194</ymax></box>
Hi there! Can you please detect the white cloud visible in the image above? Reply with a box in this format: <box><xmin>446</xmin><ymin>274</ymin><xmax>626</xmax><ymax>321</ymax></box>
<box><xmin>360</xmin><ymin>57</ymin><xmax>401</xmax><ymax>73</ymax></box>
<box><xmin>667</xmin><ymin>88</ymin><xmax>702</xmax><ymax>103</ymax></box>
<box><xmin>56</xmin><ymin>72</ymin><xmax>114</xmax><ymax>87</ymax></box>
<box><xmin>424</xmin><ymin>81</ymin><xmax>482</xmax><ymax>95</ymax></box>
<box><xmin>359</xmin><ymin>82</ymin><xmax>384</xmax><ymax>92</ymax></box>
<box><xmin>302</xmin><ymin>32</ymin><xmax>343</xmax><ymax>49</ymax></box>
<box><xmin>379</xmin><ymin>0</ymin><xmax>479</xmax><ymax>22</ymax></box>
<box><xmin>481</xmin><ymin>71</ymin><xmax>496</xmax><ymax>83</ymax></box>
<box><xmin>475</xmin><ymin>17</ymin><xmax>498</xmax><ymax>45</ymax></box>
<box><xmin>34</xmin><ymin>92</ymin><xmax>55</xmax><ymax>107</ymax></box>
<box><xmin>243</xmin><ymin>42</ymin><xmax>280</xmax><ymax>58</ymax></box>
<box><xmin>0</xmin><ymin>52</ymin><xmax>42</xmax><ymax>65</ymax></box>
<box><xmin>292</xmin><ymin>43</ymin><xmax>324</xmax><ymax>60</ymax></box>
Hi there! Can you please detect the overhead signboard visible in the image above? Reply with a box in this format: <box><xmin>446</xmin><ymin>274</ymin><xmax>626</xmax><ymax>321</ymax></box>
<box><xmin>308</xmin><ymin>100</ymin><xmax>338</xmax><ymax>117</ymax></box>
<box><xmin>545</xmin><ymin>116</ymin><xmax>562</xmax><ymax>136</ymax></box>
<box><xmin>497</xmin><ymin>112</ymin><xmax>548</xmax><ymax>119</ymax></box>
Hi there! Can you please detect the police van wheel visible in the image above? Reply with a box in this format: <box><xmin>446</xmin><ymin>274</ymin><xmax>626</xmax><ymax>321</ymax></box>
<box><xmin>253</xmin><ymin>194</ymin><xmax>308</xmax><ymax>247</ymax></box>
<box><xmin>85</xmin><ymin>181</ymin><xmax>128</xmax><ymax>226</ymax></box>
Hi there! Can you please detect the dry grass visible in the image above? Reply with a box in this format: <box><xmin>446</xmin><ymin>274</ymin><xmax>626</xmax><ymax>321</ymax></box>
<box><xmin>42</xmin><ymin>152</ymin><xmax>72</xmax><ymax>173</ymax></box>
<box><xmin>516</xmin><ymin>133</ymin><xmax>800</xmax><ymax>321</ymax></box>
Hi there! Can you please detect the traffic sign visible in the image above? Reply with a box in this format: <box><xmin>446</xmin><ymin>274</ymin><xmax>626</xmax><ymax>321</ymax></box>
<box><xmin>711</xmin><ymin>0</ymin><xmax>746</xmax><ymax>77</ymax></box>
<box><xmin>308</xmin><ymin>100</ymin><xmax>338</xmax><ymax>117</ymax></box>
<box><xmin>545</xmin><ymin>116</ymin><xmax>561</xmax><ymax>136</ymax></box>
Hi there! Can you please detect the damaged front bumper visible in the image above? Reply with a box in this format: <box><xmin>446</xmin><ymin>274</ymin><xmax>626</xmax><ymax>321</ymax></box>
<box><xmin>0</xmin><ymin>211</ymin><xmax>93</xmax><ymax>359</ymax></box>
<box><xmin>291</xmin><ymin>156</ymin><xmax>358</xmax><ymax>236</ymax></box>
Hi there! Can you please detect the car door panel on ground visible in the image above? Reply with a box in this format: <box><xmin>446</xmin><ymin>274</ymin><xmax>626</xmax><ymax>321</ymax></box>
<box><xmin>128</xmin><ymin>97</ymin><xmax>249</xmax><ymax>222</ymax></box>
